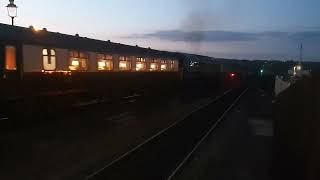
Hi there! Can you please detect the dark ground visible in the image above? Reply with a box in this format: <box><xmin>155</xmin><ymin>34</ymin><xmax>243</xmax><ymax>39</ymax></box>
<box><xmin>86</xmin><ymin>89</ymin><xmax>245</xmax><ymax>180</ymax></box>
<box><xmin>274</xmin><ymin>76</ymin><xmax>320</xmax><ymax>180</ymax></box>
<box><xmin>174</xmin><ymin>86</ymin><xmax>273</xmax><ymax>180</ymax></box>
<box><xmin>0</xmin><ymin>84</ymin><xmax>223</xmax><ymax>180</ymax></box>
<box><xmin>6</xmin><ymin>74</ymin><xmax>315</xmax><ymax>180</ymax></box>
<box><xmin>173</xmin><ymin>75</ymin><xmax>320</xmax><ymax>180</ymax></box>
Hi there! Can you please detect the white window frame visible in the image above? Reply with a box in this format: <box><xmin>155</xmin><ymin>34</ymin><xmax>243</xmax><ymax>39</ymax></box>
<box><xmin>43</xmin><ymin>48</ymin><xmax>57</xmax><ymax>71</ymax></box>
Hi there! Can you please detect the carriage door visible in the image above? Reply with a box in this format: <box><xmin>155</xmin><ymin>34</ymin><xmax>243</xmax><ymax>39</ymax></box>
<box><xmin>4</xmin><ymin>45</ymin><xmax>18</xmax><ymax>80</ymax></box>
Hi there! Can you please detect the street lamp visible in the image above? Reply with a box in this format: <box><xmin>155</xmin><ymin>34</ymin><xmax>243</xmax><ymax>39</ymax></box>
<box><xmin>6</xmin><ymin>0</ymin><xmax>18</xmax><ymax>26</ymax></box>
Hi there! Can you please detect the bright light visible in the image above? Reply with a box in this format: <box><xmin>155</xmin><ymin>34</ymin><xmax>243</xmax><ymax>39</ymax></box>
<box><xmin>136</xmin><ymin>63</ymin><xmax>145</xmax><ymax>71</ymax></box>
<box><xmin>150</xmin><ymin>63</ymin><xmax>157</xmax><ymax>71</ymax></box>
<box><xmin>98</xmin><ymin>61</ymin><xmax>106</xmax><ymax>67</ymax></box>
<box><xmin>161</xmin><ymin>64</ymin><xmax>167</xmax><ymax>71</ymax></box>
<box><xmin>98</xmin><ymin>60</ymin><xmax>113</xmax><ymax>71</ymax></box>
<box><xmin>42</xmin><ymin>70</ymin><xmax>72</xmax><ymax>76</ymax></box>
<box><xmin>69</xmin><ymin>59</ymin><xmax>80</xmax><ymax>70</ymax></box>
<box><xmin>119</xmin><ymin>61</ymin><xmax>127</xmax><ymax>68</ymax></box>
<box><xmin>42</xmin><ymin>49</ymin><xmax>48</xmax><ymax>55</ymax></box>
<box><xmin>296</xmin><ymin>65</ymin><xmax>302</xmax><ymax>71</ymax></box>
<box><xmin>30</xmin><ymin>25</ymin><xmax>42</xmax><ymax>32</ymax></box>
<box><xmin>98</xmin><ymin>61</ymin><xmax>107</xmax><ymax>70</ymax></box>
<box><xmin>71</xmin><ymin>60</ymin><xmax>79</xmax><ymax>66</ymax></box>
<box><xmin>230</xmin><ymin>73</ymin><xmax>235</xmax><ymax>78</ymax></box>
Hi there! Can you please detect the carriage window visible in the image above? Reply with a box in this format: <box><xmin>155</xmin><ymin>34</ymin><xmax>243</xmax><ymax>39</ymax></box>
<box><xmin>5</xmin><ymin>46</ymin><xmax>17</xmax><ymax>70</ymax></box>
<box><xmin>136</xmin><ymin>57</ymin><xmax>146</xmax><ymax>71</ymax></box>
<box><xmin>43</xmin><ymin>49</ymin><xmax>48</xmax><ymax>55</ymax></box>
<box><xmin>97</xmin><ymin>54</ymin><xmax>113</xmax><ymax>71</ymax></box>
<box><xmin>170</xmin><ymin>60</ymin><xmax>178</xmax><ymax>71</ymax></box>
<box><xmin>69</xmin><ymin>51</ymin><xmax>88</xmax><ymax>71</ymax></box>
<box><xmin>50</xmin><ymin>49</ymin><xmax>56</xmax><ymax>56</ymax></box>
<box><xmin>43</xmin><ymin>48</ymin><xmax>56</xmax><ymax>71</ymax></box>
<box><xmin>119</xmin><ymin>56</ymin><xmax>131</xmax><ymax>71</ymax></box>
<box><xmin>161</xmin><ymin>61</ymin><xmax>168</xmax><ymax>71</ymax></box>
<box><xmin>150</xmin><ymin>60</ymin><xmax>159</xmax><ymax>71</ymax></box>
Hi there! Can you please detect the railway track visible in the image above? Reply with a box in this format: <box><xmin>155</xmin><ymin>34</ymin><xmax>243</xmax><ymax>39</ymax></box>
<box><xmin>84</xmin><ymin>88</ymin><xmax>248</xmax><ymax>180</ymax></box>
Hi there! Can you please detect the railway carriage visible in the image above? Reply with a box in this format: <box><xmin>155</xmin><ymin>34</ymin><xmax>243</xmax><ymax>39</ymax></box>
<box><xmin>0</xmin><ymin>23</ymin><xmax>180</xmax><ymax>98</ymax></box>
<box><xmin>0</xmin><ymin>23</ymin><xmax>242</xmax><ymax>118</ymax></box>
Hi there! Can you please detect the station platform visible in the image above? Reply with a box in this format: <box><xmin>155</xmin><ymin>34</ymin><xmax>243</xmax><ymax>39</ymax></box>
<box><xmin>273</xmin><ymin>77</ymin><xmax>320</xmax><ymax>180</ymax></box>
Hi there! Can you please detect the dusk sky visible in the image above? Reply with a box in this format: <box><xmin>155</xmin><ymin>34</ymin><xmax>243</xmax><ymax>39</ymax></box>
<box><xmin>1</xmin><ymin>0</ymin><xmax>320</xmax><ymax>60</ymax></box>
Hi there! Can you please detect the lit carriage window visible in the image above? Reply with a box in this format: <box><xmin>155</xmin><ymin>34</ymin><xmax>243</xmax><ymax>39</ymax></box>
<box><xmin>97</xmin><ymin>54</ymin><xmax>113</xmax><ymax>71</ymax></box>
<box><xmin>69</xmin><ymin>50</ymin><xmax>88</xmax><ymax>71</ymax></box>
<box><xmin>42</xmin><ymin>49</ymin><xmax>48</xmax><ymax>55</ymax></box>
<box><xmin>50</xmin><ymin>49</ymin><xmax>56</xmax><ymax>56</ymax></box>
<box><xmin>150</xmin><ymin>60</ymin><xmax>159</xmax><ymax>71</ymax></box>
<box><xmin>136</xmin><ymin>57</ymin><xmax>146</xmax><ymax>71</ymax></box>
<box><xmin>161</xmin><ymin>60</ymin><xmax>168</xmax><ymax>71</ymax></box>
<box><xmin>5</xmin><ymin>45</ymin><xmax>17</xmax><ymax>70</ymax></box>
<box><xmin>119</xmin><ymin>56</ymin><xmax>131</xmax><ymax>71</ymax></box>
<box><xmin>43</xmin><ymin>48</ymin><xmax>56</xmax><ymax>71</ymax></box>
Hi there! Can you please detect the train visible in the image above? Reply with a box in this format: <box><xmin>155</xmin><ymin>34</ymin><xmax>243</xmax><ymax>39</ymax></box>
<box><xmin>0</xmin><ymin>23</ymin><xmax>243</xmax><ymax>118</ymax></box>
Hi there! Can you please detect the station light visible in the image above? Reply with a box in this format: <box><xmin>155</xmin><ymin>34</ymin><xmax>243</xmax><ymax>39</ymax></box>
<box><xmin>296</xmin><ymin>65</ymin><xmax>302</xmax><ymax>71</ymax></box>
<box><xmin>229</xmin><ymin>73</ymin><xmax>236</xmax><ymax>78</ymax></box>
<box><xmin>6</xmin><ymin>0</ymin><xmax>18</xmax><ymax>26</ymax></box>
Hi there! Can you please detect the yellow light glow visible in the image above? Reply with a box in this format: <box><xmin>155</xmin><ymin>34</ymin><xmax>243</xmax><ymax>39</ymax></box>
<box><xmin>5</xmin><ymin>46</ymin><xmax>17</xmax><ymax>70</ymax></box>
<box><xmin>150</xmin><ymin>63</ymin><xmax>157</xmax><ymax>71</ymax></box>
<box><xmin>69</xmin><ymin>60</ymin><xmax>80</xmax><ymax>71</ymax></box>
<box><xmin>71</xmin><ymin>60</ymin><xmax>80</xmax><ymax>66</ymax></box>
<box><xmin>119</xmin><ymin>62</ymin><xmax>127</xmax><ymax>68</ymax></box>
<box><xmin>42</xmin><ymin>70</ymin><xmax>72</xmax><ymax>76</ymax></box>
<box><xmin>136</xmin><ymin>64</ymin><xmax>142</xmax><ymax>70</ymax></box>
<box><xmin>32</xmin><ymin>26</ymin><xmax>42</xmax><ymax>32</ymax></box>
<box><xmin>136</xmin><ymin>63</ymin><xmax>146</xmax><ymax>71</ymax></box>
<box><xmin>98</xmin><ymin>60</ymin><xmax>113</xmax><ymax>71</ymax></box>
<box><xmin>98</xmin><ymin>61</ymin><xmax>107</xmax><ymax>70</ymax></box>
<box><xmin>161</xmin><ymin>64</ymin><xmax>167</xmax><ymax>71</ymax></box>
<box><xmin>98</xmin><ymin>61</ymin><xmax>106</xmax><ymax>67</ymax></box>
<box><xmin>69</xmin><ymin>66</ymin><xmax>77</xmax><ymax>71</ymax></box>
